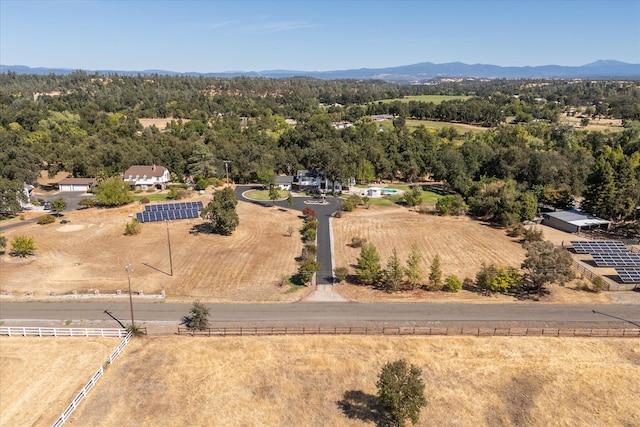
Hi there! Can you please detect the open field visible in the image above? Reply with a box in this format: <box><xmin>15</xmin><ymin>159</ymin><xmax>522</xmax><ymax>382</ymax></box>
<box><xmin>404</xmin><ymin>119</ymin><xmax>487</xmax><ymax>133</ymax></box>
<box><xmin>560</xmin><ymin>115</ymin><xmax>624</xmax><ymax>132</ymax></box>
<box><xmin>59</xmin><ymin>336</ymin><xmax>640</xmax><ymax>427</ymax></box>
<box><xmin>138</xmin><ymin>117</ymin><xmax>189</xmax><ymax>129</ymax></box>
<box><xmin>0</xmin><ymin>191</ymin><xmax>306</xmax><ymax>302</ymax></box>
<box><xmin>0</xmin><ymin>337</ymin><xmax>119</xmax><ymax>427</ymax></box>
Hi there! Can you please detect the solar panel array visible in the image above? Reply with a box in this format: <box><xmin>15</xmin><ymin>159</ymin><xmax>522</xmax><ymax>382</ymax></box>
<box><xmin>590</xmin><ymin>253</ymin><xmax>640</xmax><ymax>267</ymax></box>
<box><xmin>144</xmin><ymin>201</ymin><xmax>203</xmax><ymax>212</ymax></box>
<box><xmin>136</xmin><ymin>201</ymin><xmax>204</xmax><ymax>223</ymax></box>
<box><xmin>570</xmin><ymin>240</ymin><xmax>628</xmax><ymax>254</ymax></box>
<box><xmin>614</xmin><ymin>267</ymin><xmax>640</xmax><ymax>284</ymax></box>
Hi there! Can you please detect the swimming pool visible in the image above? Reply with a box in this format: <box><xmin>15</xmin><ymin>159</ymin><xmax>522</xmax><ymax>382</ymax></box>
<box><xmin>382</xmin><ymin>189</ymin><xmax>398</xmax><ymax>194</ymax></box>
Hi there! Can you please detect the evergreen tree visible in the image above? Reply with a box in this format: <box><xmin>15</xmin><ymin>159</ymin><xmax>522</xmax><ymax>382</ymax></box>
<box><xmin>383</xmin><ymin>248</ymin><xmax>404</xmax><ymax>292</ymax></box>
<box><xmin>200</xmin><ymin>187</ymin><xmax>239</xmax><ymax>235</ymax></box>
<box><xmin>582</xmin><ymin>155</ymin><xmax>617</xmax><ymax>219</ymax></box>
<box><xmin>183</xmin><ymin>300</ymin><xmax>210</xmax><ymax>333</ymax></box>
<box><xmin>405</xmin><ymin>244</ymin><xmax>423</xmax><ymax>289</ymax></box>
<box><xmin>356</xmin><ymin>243</ymin><xmax>382</xmax><ymax>285</ymax></box>
<box><xmin>428</xmin><ymin>254</ymin><xmax>443</xmax><ymax>290</ymax></box>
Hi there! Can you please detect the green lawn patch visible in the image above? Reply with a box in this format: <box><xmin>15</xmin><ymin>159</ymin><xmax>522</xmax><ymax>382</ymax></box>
<box><xmin>243</xmin><ymin>189</ymin><xmax>287</xmax><ymax>201</ymax></box>
<box><xmin>131</xmin><ymin>192</ymin><xmax>171</xmax><ymax>202</ymax></box>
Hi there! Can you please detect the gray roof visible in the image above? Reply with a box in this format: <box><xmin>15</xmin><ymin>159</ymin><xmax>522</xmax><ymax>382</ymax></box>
<box><xmin>545</xmin><ymin>210</ymin><xmax>610</xmax><ymax>226</ymax></box>
<box><xmin>276</xmin><ymin>175</ymin><xmax>294</xmax><ymax>184</ymax></box>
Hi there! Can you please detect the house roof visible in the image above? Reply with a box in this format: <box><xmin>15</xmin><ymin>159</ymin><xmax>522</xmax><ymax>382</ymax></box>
<box><xmin>545</xmin><ymin>210</ymin><xmax>610</xmax><ymax>227</ymax></box>
<box><xmin>276</xmin><ymin>175</ymin><xmax>293</xmax><ymax>185</ymax></box>
<box><xmin>123</xmin><ymin>165</ymin><xmax>168</xmax><ymax>178</ymax></box>
<box><xmin>59</xmin><ymin>177</ymin><xmax>97</xmax><ymax>185</ymax></box>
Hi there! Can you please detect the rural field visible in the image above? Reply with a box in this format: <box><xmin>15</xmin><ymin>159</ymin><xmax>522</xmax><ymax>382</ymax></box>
<box><xmin>0</xmin><ymin>337</ymin><xmax>119</xmax><ymax>426</ymax></box>
<box><xmin>3</xmin><ymin>335</ymin><xmax>634</xmax><ymax>427</ymax></box>
<box><xmin>0</xmin><ymin>192</ymin><xmax>306</xmax><ymax>303</ymax></box>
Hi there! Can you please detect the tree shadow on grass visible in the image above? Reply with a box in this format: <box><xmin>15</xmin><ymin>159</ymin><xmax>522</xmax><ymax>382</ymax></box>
<box><xmin>336</xmin><ymin>390</ymin><xmax>390</xmax><ymax>427</ymax></box>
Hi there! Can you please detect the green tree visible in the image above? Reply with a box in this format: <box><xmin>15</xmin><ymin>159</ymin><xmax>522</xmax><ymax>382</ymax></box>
<box><xmin>287</xmin><ymin>191</ymin><xmax>293</xmax><ymax>209</ymax></box>
<box><xmin>376</xmin><ymin>359</ymin><xmax>427</xmax><ymax>427</ymax></box>
<box><xmin>10</xmin><ymin>235</ymin><xmax>36</xmax><ymax>257</ymax></box>
<box><xmin>521</xmin><ymin>241</ymin><xmax>574</xmax><ymax>295</ymax></box>
<box><xmin>200</xmin><ymin>187</ymin><xmax>239</xmax><ymax>235</ymax></box>
<box><xmin>95</xmin><ymin>178</ymin><xmax>133</xmax><ymax>207</ymax></box>
<box><xmin>49</xmin><ymin>197</ymin><xmax>67</xmax><ymax>215</ymax></box>
<box><xmin>582</xmin><ymin>155</ymin><xmax>617</xmax><ymax>219</ymax></box>
<box><xmin>356</xmin><ymin>243</ymin><xmax>382</xmax><ymax>285</ymax></box>
<box><xmin>435</xmin><ymin>194</ymin><xmax>467</xmax><ymax>216</ymax></box>
<box><xmin>257</xmin><ymin>168</ymin><xmax>276</xmax><ymax>188</ymax></box>
<box><xmin>182</xmin><ymin>300</ymin><xmax>210</xmax><ymax>333</ymax></box>
<box><xmin>268</xmin><ymin>183</ymin><xmax>280</xmax><ymax>206</ymax></box>
<box><xmin>403</xmin><ymin>186</ymin><xmax>423</xmax><ymax>209</ymax></box>
<box><xmin>428</xmin><ymin>254</ymin><xmax>443</xmax><ymax>290</ymax></box>
<box><xmin>187</xmin><ymin>141</ymin><xmax>217</xmax><ymax>179</ymax></box>
<box><xmin>405</xmin><ymin>244</ymin><xmax>423</xmax><ymax>289</ymax></box>
<box><xmin>0</xmin><ymin>234</ymin><xmax>7</xmax><ymax>251</ymax></box>
<box><xmin>383</xmin><ymin>248</ymin><xmax>404</xmax><ymax>292</ymax></box>
<box><xmin>334</xmin><ymin>266</ymin><xmax>349</xmax><ymax>283</ymax></box>
<box><xmin>0</xmin><ymin>178</ymin><xmax>27</xmax><ymax>217</ymax></box>
<box><xmin>298</xmin><ymin>258</ymin><xmax>321</xmax><ymax>285</ymax></box>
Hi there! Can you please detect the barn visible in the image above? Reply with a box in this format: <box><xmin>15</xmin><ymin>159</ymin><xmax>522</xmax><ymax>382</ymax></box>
<box><xmin>542</xmin><ymin>210</ymin><xmax>610</xmax><ymax>234</ymax></box>
<box><xmin>58</xmin><ymin>177</ymin><xmax>97</xmax><ymax>192</ymax></box>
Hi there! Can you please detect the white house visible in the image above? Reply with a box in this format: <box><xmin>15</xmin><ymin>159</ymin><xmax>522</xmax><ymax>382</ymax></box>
<box><xmin>276</xmin><ymin>175</ymin><xmax>293</xmax><ymax>191</ymax></box>
<box><xmin>58</xmin><ymin>177</ymin><xmax>97</xmax><ymax>192</ymax></box>
<box><xmin>294</xmin><ymin>170</ymin><xmax>342</xmax><ymax>193</ymax></box>
<box><xmin>123</xmin><ymin>165</ymin><xmax>171</xmax><ymax>190</ymax></box>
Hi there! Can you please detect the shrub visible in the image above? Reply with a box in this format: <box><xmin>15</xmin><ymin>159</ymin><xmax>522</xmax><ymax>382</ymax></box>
<box><xmin>146</xmin><ymin>187</ymin><xmax>156</xmax><ymax>193</ymax></box>
<box><xmin>508</xmin><ymin>223</ymin><xmax>526</xmax><ymax>237</ymax></box>
<box><xmin>523</xmin><ymin>227</ymin><xmax>544</xmax><ymax>244</ymax></box>
<box><xmin>302</xmin><ymin>227</ymin><xmax>317</xmax><ymax>242</ymax></box>
<box><xmin>350</xmin><ymin>236</ymin><xmax>367</xmax><ymax>248</ymax></box>
<box><xmin>78</xmin><ymin>198</ymin><xmax>96</xmax><ymax>208</ymax></box>
<box><xmin>334</xmin><ymin>266</ymin><xmax>349</xmax><ymax>283</ymax></box>
<box><xmin>10</xmin><ymin>235</ymin><xmax>36</xmax><ymax>257</ymax></box>
<box><xmin>300</xmin><ymin>244</ymin><xmax>317</xmax><ymax>261</ymax></box>
<box><xmin>443</xmin><ymin>275</ymin><xmax>463</xmax><ymax>292</ymax></box>
<box><xmin>377</xmin><ymin>359</ymin><xmax>427</xmax><ymax>427</ymax></box>
<box><xmin>302</xmin><ymin>207</ymin><xmax>317</xmax><ymax>221</ymax></box>
<box><xmin>38</xmin><ymin>214</ymin><xmax>56</xmax><ymax>225</ymax></box>
<box><xmin>298</xmin><ymin>259</ymin><xmax>321</xmax><ymax>285</ymax></box>
<box><xmin>592</xmin><ymin>276</ymin><xmax>607</xmax><ymax>293</ymax></box>
<box><xmin>124</xmin><ymin>219</ymin><xmax>142</xmax><ymax>235</ymax></box>
<box><xmin>167</xmin><ymin>188</ymin><xmax>188</xmax><ymax>200</ymax></box>
<box><xmin>139</xmin><ymin>197</ymin><xmax>150</xmax><ymax>204</ymax></box>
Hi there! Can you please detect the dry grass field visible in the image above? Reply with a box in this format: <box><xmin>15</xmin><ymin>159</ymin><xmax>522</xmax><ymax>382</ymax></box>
<box><xmin>332</xmin><ymin>206</ymin><xmax>527</xmax><ymax>302</ymax></box>
<box><xmin>0</xmin><ymin>337</ymin><xmax>119</xmax><ymax>427</ymax></box>
<box><xmin>60</xmin><ymin>336</ymin><xmax>640</xmax><ymax>427</ymax></box>
<box><xmin>0</xmin><ymin>193</ymin><xmax>306</xmax><ymax>302</ymax></box>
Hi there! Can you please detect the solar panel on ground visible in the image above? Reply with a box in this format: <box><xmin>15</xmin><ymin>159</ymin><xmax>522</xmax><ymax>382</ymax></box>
<box><xmin>570</xmin><ymin>240</ymin><xmax>628</xmax><ymax>254</ymax></box>
<box><xmin>138</xmin><ymin>201</ymin><xmax>204</xmax><ymax>222</ymax></box>
<box><xmin>144</xmin><ymin>201</ymin><xmax>204</xmax><ymax>212</ymax></box>
<box><xmin>591</xmin><ymin>253</ymin><xmax>640</xmax><ymax>267</ymax></box>
<box><xmin>615</xmin><ymin>267</ymin><xmax>640</xmax><ymax>283</ymax></box>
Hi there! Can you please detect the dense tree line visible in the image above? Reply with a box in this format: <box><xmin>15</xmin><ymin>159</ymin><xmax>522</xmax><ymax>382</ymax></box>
<box><xmin>1</xmin><ymin>73</ymin><xmax>638</xmax><ymax>224</ymax></box>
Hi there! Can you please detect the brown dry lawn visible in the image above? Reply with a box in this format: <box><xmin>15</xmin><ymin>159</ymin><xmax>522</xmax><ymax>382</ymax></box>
<box><xmin>0</xmin><ymin>192</ymin><xmax>305</xmax><ymax>302</ymax></box>
<box><xmin>0</xmin><ymin>337</ymin><xmax>119</xmax><ymax>427</ymax></box>
<box><xmin>65</xmin><ymin>336</ymin><xmax>640</xmax><ymax>427</ymax></box>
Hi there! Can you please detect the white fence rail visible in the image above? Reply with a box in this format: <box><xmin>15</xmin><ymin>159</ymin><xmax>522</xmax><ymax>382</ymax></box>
<box><xmin>0</xmin><ymin>327</ymin><xmax>128</xmax><ymax>338</ymax></box>
<box><xmin>51</xmin><ymin>331</ymin><xmax>133</xmax><ymax>427</ymax></box>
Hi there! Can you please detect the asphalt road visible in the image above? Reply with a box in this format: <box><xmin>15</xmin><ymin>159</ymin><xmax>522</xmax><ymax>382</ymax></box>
<box><xmin>1</xmin><ymin>302</ymin><xmax>639</xmax><ymax>328</ymax></box>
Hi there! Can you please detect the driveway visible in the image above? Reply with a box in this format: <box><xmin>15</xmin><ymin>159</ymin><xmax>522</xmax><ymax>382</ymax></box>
<box><xmin>235</xmin><ymin>186</ymin><xmax>340</xmax><ymax>285</ymax></box>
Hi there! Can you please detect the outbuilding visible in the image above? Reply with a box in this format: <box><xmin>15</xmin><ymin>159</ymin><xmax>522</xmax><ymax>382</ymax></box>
<box><xmin>542</xmin><ymin>210</ymin><xmax>610</xmax><ymax>234</ymax></box>
<box><xmin>58</xmin><ymin>177</ymin><xmax>96</xmax><ymax>192</ymax></box>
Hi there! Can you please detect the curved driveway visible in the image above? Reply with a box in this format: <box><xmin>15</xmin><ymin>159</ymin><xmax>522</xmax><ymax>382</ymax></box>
<box><xmin>236</xmin><ymin>185</ymin><xmax>340</xmax><ymax>284</ymax></box>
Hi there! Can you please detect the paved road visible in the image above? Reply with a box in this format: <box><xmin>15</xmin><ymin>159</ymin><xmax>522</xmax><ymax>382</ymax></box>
<box><xmin>235</xmin><ymin>186</ymin><xmax>340</xmax><ymax>284</ymax></box>
<box><xmin>1</xmin><ymin>302</ymin><xmax>639</xmax><ymax>328</ymax></box>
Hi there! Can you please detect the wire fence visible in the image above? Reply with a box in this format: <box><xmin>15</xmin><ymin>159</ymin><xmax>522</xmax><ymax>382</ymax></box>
<box><xmin>177</xmin><ymin>326</ymin><xmax>640</xmax><ymax>338</ymax></box>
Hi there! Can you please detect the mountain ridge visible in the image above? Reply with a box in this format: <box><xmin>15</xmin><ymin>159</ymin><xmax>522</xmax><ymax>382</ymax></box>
<box><xmin>2</xmin><ymin>60</ymin><xmax>639</xmax><ymax>82</ymax></box>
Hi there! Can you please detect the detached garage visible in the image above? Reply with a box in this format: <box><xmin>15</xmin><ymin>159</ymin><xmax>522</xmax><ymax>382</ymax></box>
<box><xmin>542</xmin><ymin>210</ymin><xmax>610</xmax><ymax>234</ymax></box>
<box><xmin>58</xmin><ymin>177</ymin><xmax>96</xmax><ymax>192</ymax></box>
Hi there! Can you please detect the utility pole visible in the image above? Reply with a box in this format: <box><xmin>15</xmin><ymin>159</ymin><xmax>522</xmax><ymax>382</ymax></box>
<box><xmin>125</xmin><ymin>264</ymin><xmax>135</xmax><ymax>326</ymax></box>
<box><xmin>166</xmin><ymin>220</ymin><xmax>173</xmax><ymax>276</ymax></box>
<box><xmin>223</xmin><ymin>160</ymin><xmax>231</xmax><ymax>187</ymax></box>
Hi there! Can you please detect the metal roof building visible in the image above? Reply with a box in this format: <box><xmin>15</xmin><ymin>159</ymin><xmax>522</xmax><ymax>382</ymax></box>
<box><xmin>542</xmin><ymin>210</ymin><xmax>610</xmax><ymax>234</ymax></box>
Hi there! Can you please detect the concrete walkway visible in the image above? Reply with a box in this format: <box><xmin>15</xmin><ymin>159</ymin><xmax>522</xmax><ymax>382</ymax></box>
<box><xmin>303</xmin><ymin>285</ymin><xmax>348</xmax><ymax>302</ymax></box>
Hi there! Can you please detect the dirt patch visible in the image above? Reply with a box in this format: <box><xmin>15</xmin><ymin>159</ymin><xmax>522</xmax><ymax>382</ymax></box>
<box><xmin>0</xmin><ymin>192</ymin><xmax>306</xmax><ymax>302</ymax></box>
<box><xmin>0</xmin><ymin>337</ymin><xmax>119</xmax><ymax>427</ymax></box>
<box><xmin>64</xmin><ymin>336</ymin><xmax>640</xmax><ymax>427</ymax></box>
<box><xmin>138</xmin><ymin>117</ymin><xmax>189</xmax><ymax>129</ymax></box>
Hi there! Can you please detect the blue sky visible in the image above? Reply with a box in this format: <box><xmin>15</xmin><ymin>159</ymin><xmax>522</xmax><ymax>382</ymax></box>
<box><xmin>1</xmin><ymin>0</ymin><xmax>639</xmax><ymax>72</ymax></box>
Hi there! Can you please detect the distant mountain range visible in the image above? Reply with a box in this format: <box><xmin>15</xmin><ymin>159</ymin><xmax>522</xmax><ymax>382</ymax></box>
<box><xmin>2</xmin><ymin>60</ymin><xmax>639</xmax><ymax>82</ymax></box>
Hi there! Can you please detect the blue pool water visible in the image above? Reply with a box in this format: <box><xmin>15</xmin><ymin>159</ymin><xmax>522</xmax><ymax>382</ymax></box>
<box><xmin>382</xmin><ymin>189</ymin><xmax>398</xmax><ymax>194</ymax></box>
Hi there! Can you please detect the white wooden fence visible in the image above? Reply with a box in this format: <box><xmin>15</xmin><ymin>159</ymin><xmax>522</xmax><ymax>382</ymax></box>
<box><xmin>0</xmin><ymin>327</ymin><xmax>128</xmax><ymax>338</ymax></box>
<box><xmin>51</xmin><ymin>331</ymin><xmax>133</xmax><ymax>427</ymax></box>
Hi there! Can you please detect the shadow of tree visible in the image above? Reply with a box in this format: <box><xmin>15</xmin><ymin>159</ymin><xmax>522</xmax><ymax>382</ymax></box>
<box><xmin>336</xmin><ymin>390</ymin><xmax>389</xmax><ymax>426</ymax></box>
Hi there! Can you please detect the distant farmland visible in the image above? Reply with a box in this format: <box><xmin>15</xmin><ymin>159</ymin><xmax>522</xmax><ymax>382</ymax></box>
<box><xmin>375</xmin><ymin>95</ymin><xmax>471</xmax><ymax>104</ymax></box>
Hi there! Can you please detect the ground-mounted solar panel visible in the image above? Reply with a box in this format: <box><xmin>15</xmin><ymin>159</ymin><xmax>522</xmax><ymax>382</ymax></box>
<box><xmin>570</xmin><ymin>240</ymin><xmax>628</xmax><ymax>254</ymax></box>
<box><xmin>138</xmin><ymin>200</ymin><xmax>204</xmax><ymax>222</ymax></box>
<box><xmin>615</xmin><ymin>267</ymin><xmax>640</xmax><ymax>283</ymax></box>
<box><xmin>591</xmin><ymin>253</ymin><xmax>640</xmax><ymax>267</ymax></box>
